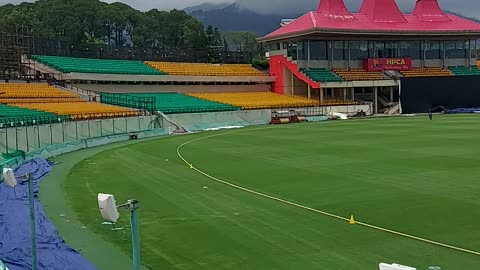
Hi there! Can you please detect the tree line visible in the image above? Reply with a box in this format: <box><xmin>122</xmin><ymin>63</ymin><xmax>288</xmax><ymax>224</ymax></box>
<box><xmin>0</xmin><ymin>0</ymin><xmax>228</xmax><ymax>58</ymax></box>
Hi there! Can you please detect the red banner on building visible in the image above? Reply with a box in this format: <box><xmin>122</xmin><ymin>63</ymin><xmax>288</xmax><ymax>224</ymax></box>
<box><xmin>365</xmin><ymin>58</ymin><xmax>412</xmax><ymax>71</ymax></box>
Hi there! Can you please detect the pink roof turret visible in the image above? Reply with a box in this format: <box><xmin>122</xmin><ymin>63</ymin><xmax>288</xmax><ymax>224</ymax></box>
<box><xmin>317</xmin><ymin>0</ymin><xmax>355</xmax><ymax>20</ymax></box>
<box><xmin>260</xmin><ymin>0</ymin><xmax>480</xmax><ymax>41</ymax></box>
<box><xmin>359</xmin><ymin>0</ymin><xmax>407</xmax><ymax>23</ymax></box>
<box><xmin>413</xmin><ymin>0</ymin><xmax>451</xmax><ymax>22</ymax></box>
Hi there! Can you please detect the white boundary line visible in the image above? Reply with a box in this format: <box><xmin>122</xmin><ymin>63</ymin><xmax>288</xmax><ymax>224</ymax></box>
<box><xmin>176</xmin><ymin>127</ymin><xmax>480</xmax><ymax>257</ymax></box>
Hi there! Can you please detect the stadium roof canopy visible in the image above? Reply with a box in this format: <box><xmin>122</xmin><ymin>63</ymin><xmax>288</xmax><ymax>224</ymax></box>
<box><xmin>259</xmin><ymin>0</ymin><xmax>480</xmax><ymax>42</ymax></box>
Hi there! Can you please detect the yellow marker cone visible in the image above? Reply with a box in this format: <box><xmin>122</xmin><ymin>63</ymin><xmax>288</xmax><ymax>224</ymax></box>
<box><xmin>349</xmin><ymin>215</ymin><xmax>356</xmax><ymax>225</ymax></box>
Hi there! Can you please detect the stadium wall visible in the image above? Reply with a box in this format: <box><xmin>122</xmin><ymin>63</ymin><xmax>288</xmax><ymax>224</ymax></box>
<box><xmin>165</xmin><ymin>110</ymin><xmax>272</xmax><ymax>132</ymax></box>
<box><xmin>74</xmin><ymin>84</ymin><xmax>271</xmax><ymax>93</ymax></box>
<box><xmin>0</xmin><ymin>116</ymin><xmax>158</xmax><ymax>155</ymax></box>
<box><xmin>400</xmin><ymin>76</ymin><xmax>480</xmax><ymax>114</ymax></box>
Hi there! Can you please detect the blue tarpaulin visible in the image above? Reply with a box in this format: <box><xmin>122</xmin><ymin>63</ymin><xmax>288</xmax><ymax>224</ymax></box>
<box><xmin>0</xmin><ymin>159</ymin><xmax>96</xmax><ymax>270</ymax></box>
<box><xmin>447</xmin><ymin>107</ymin><xmax>480</xmax><ymax>114</ymax></box>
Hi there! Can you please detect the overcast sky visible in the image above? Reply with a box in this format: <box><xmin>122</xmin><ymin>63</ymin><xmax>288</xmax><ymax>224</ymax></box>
<box><xmin>1</xmin><ymin>0</ymin><xmax>479</xmax><ymax>19</ymax></box>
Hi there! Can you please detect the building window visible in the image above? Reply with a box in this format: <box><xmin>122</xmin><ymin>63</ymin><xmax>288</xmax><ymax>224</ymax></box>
<box><xmin>425</xmin><ymin>40</ymin><xmax>440</xmax><ymax>59</ymax></box>
<box><xmin>399</xmin><ymin>41</ymin><xmax>421</xmax><ymax>59</ymax></box>
<box><xmin>470</xmin><ymin>40</ymin><xmax>477</xmax><ymax>59</ymax></box>
<box><xmin>310</xmin><ymin>41</ymin><xmax>328</xmax><ymax>61</ymax></box>
<box><xmin>445</xmin><ymin>40</ymin><xmax>468</xmax><ymax>59</ymax></box>
<box><xmin>297</xmin><ymin>41</ymin><xmax>306</xmax><ymax>60</ymax></box>
<box><xmin>267</xmin><ymin>43</ymin><xmax>280</xmax><ymax>51</ymax></box>
<box><xmin>333</xmin><ymin>41</ymin><xmax>346</xmax><ymax>60</ymax></box>
<box><xmin>375</xmin><ymin>41</ymin><xmax>385</xmax><ymax>58</ymax></box>
<box><xmin>385</xmin><ymin>41</ymin><xmax>398</xmax><ymax>58</ymax></box>
<box><xmin>286</xmin><ymin>42</ymin><xmax>298</xmax><ymax>60</ymax></box>
<box><xmin>349</xmin><ymin>41</ymin><xmax>368</xmax><ymax>60</ymax></box>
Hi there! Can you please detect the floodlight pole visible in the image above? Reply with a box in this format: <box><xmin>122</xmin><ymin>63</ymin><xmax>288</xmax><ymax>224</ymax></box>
<box><xmin>26</xmin><ymin>173</ymin><xmax>38</xmax><ymax>270</ymax></box>
<box><xmin>128</xmin><ymin>200</ymin><xmax>140</xmax><ymax>270</ymax></box>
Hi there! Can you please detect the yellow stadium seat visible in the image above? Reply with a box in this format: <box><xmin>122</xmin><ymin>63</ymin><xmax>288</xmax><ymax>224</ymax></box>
<box><xmin>188</xmin><ymin>92</ymin><xmax>317</xmax><ymax>109</ymax></box>
<box><xmin>187</xmin><ymin>92</ymin><xmax>356</xmax><ymax>108</ymax></box>
<box><xmin>0</xmin><ymin>83</ymin><xmax>137</xmax><ymax>119</ymax></box>
<box><xmin>145</xmin><ymin>62</ymin><xmax>267</xmax><ymax>77</ymax></box>
<box><xmin>400</xmin><ymin>67</ymin><xmax>452</xmax><ymax>77</ymax></box>
<box><xmin>333</xmin><ymin>68</ymin><xmax>385</xmax><ymax>81</ymax></box>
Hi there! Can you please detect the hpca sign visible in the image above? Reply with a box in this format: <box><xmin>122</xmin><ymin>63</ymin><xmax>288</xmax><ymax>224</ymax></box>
<box><xmin>365</xmin><ymin>58</ymin><xmax>412</xmax><ymax>71</ymax></box>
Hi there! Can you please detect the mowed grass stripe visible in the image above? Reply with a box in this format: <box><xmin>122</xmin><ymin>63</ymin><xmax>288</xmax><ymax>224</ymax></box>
<box><xmin>65</xmin><ymin>115</ymin><xmax>480</xmax><ymax>269</ymax></box>
<box><xmin>177</xmin><ymin>119</ymin><xmax>480</xmax><ymax>257</ymax></box>
<box><xmin>178</xmin><ymin>117</ymin><xmax>480</xmax><ymax>251</ymax></box>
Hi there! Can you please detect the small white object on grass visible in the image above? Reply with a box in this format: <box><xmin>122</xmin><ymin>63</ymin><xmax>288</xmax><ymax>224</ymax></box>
<box><xmin>165</xmin><ymin>159</ymin><xmax>169</xmax><ymax>162</ymax></box>
<box><xmin>203</xmin><ymin>186</ymin><xmax>208</xmax><ymax>189</ymax></box>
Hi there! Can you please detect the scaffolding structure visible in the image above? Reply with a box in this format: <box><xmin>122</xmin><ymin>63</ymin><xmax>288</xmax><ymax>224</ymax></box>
<box><xmin>0</xmin><ymin>26</ymin><xmax>34</xmax><ymax>80</ymax></box>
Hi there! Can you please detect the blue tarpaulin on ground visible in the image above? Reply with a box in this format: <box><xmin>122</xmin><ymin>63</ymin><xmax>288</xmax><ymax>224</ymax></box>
<box><xmin>0</xmin><ymin>159</ymin><xmax>96</xmax><ymax>270</ymax></box>
<box><xmin>447</xmin><ymin>107</ymin><xmax>480</xmax><ymax>114</ymax></box>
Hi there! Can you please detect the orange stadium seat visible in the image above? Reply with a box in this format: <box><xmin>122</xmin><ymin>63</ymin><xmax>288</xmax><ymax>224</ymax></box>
<box><xmin>0</xmin><ymin>83</ymin><xmax>137</xmax><ymax>119</ymax></box>
<box><xmin>188</xmin><ymin>92</ymin><xmax>318</xmax><ymax>109</ymax></box>
<box><xmin>400</xmin><ymin>67</ymin><xmax>452</xmax><ymax>77</ymax></box>
<box><xmin>333</xmin><ymin>68</ymin><xmax>386</xmax><ymax>81</ymax></box>
<box><xmin>145</xmin><ymin>62</ymin><xmax>267</xmax><ymax>77</ymax></box>
<box><xmin>188</xmin><ymin>92</ymin><xmax>357</xmax><ymax>108</ymax></box>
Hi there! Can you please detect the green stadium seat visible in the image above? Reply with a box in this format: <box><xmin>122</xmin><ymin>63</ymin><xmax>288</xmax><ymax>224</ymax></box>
<box><xmin>31</xmin><ymin>55</ymin><xmax>165</xmax><ymax>75</ymax></box>
<box><xmin>448</xmin><ymin>66</ymin><xmax>480</xmax><ymax>76</ymax></box>
<box><xmin>0</xmin><ymin>104</ymin><xmax>61</xmax><ymax>125</ymax></box>
<box><xmin>100</xmin><ymin>93</ymin><xmax>240</xmax><ymax>114</ymax></box>
<box><xmin>300</xmin><ymin>68</ymin><xmax>343</xmax><ymax>82</ymax></box>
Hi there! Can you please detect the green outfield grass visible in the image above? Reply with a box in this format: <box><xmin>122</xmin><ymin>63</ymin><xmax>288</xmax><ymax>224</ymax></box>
<box><xmin>64</xmin><ymin>115</ymin><xmax>480</xmax><ymax>270</ymax></box>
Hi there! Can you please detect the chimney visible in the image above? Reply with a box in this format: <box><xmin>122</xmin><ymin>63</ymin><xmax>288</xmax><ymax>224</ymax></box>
<box><xmin>317</xmin><ymin>0</ymin><xmax>355</xmax><ymax>20</ymax></box>
<box><xmin>359</xmin><ymin>0</ymin><xmax>407</xmax><ymax>23</ymax></box>
<box><xmin>413</xmin><ymin>0</ymin><xmax>451</xmax><ymax>22</ymax></box>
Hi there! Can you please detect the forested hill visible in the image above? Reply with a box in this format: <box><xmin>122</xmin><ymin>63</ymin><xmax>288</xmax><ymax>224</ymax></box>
<box><xmin>0</xmin><ymin>0</ymin><xmax>221</xmax><ymax>52</ymax></box>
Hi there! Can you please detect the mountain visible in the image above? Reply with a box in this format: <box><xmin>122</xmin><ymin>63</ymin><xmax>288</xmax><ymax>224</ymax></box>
<box><xmin>185</xmin><ymin>2</ymin><xmax>480</xmax><ymax>36</ymax></box>
<box><xmin>184</xmin><ymin>2</ymin><xmax>233</xmax><ymax>14</ymax></box>
<box><xmin>186</xmin><ymin>2</ymin><xmax>305</xmax><ymax>36</ymax></box>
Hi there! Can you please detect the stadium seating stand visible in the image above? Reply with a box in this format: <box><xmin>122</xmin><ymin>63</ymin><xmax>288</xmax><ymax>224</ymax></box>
<box><xmin>32</xmin><ymin>55</ymin><xmax>164</xmax><ymax>75</ymax></box>
<box><xmin>145</xmin><ymin>62</ymin><xmax>266</xmax><ymax>76</ymax></box>
<box><xmin>300</xmin><ymin>68</ymin><xmax>343</xmax><ymax>82</ymax></box>
<box><xmin>333</xmin><ymin>68</ymin><xmax>386</xmax><ymax>81</ymax></box>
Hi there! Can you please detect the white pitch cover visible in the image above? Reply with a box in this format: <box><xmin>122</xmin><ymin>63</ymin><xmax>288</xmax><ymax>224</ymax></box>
<box><xmin>2</xmin><ymin>168</ymin><xmax>17</xmax><ymax>188</ymax></box>
<box><xmin>98</xmin><ymin>193</ymin><xmax>120</xmax><ymax>223</ymax></box>
<box><xmin>379</xmin><ymin>263</ymin><xmax>416</xmax><ymax>270</ymax></box>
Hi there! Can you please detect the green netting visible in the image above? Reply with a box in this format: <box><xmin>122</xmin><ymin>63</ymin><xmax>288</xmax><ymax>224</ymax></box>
<box><xmin>2</xmin><ymin>150</ymin><xmax>25</xmax><ymax>160</ymax></box>
<box><xmin>101</xmin><ymin>92</ymin><xmax>240</xmax><ymax>114</ymax></box>
<box><xmin>300</xmin><ymin>68</ymin><xmax>343</xmax><ymax>82</ymax></box>
<box><xmin>32</xmin><ymin>55</ymin><xmax>164</xmax><ymax>75</ymax></box>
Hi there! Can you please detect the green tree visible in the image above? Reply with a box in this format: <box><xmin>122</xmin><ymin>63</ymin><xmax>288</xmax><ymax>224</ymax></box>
<box><xmin>0</xmin><ymin>0</ymin><xmax>220</xmax><ymax>59</ymax></box>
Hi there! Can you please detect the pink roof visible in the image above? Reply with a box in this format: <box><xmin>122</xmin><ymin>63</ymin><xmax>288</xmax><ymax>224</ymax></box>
<box><xmin>359</xmin><ymin>0</ymin><xmax>406</xmax><ymax>23</ymax></box>
<box><xmin>413</xmin><ymin>0</ymin><xmax>451</xmax><ymax>22</ymax></box>
<box><xmin>262</xmin><ymin>0</ymin><xmax>480</xmax><ymax>41</ymax></box>
<box><xmin>316</xmin><ymin>0</ymin><xmax>354</xmax><ymax>21</ymax></box>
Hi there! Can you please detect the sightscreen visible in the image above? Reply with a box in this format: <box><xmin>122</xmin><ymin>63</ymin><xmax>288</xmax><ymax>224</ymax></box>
<box><xmin>400</xmin><ymin>76</ymin><xmax>480</xmax><ymax>114</ymax></box>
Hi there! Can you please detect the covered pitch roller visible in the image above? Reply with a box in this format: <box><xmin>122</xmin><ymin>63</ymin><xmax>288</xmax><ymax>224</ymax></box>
<box><xmin>271</xmin><ymin>110</ymin><xmax>307</xmax><ymax>125</ymax></box>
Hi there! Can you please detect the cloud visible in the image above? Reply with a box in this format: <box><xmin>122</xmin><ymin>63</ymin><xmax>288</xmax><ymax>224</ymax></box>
<box><xmin>0</xmin><ymin>0</ymin><xmax>233</xmax><ymax>11</ymax></box>
<box><xmin>0</xmin><ymin>0</ymin><xmax>479</xmax><ymax>19</ymax></box>
<box><xmin>236</xmin><ymin>0</ymin><xmax>480</xmax><ymax>18</ymax></box>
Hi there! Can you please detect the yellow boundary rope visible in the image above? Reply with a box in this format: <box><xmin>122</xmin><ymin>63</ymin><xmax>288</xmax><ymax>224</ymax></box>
<box><xmin>176</xmin><ymin>128</ymin><xmax>480</xmax><ymax>257</ymax></box>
